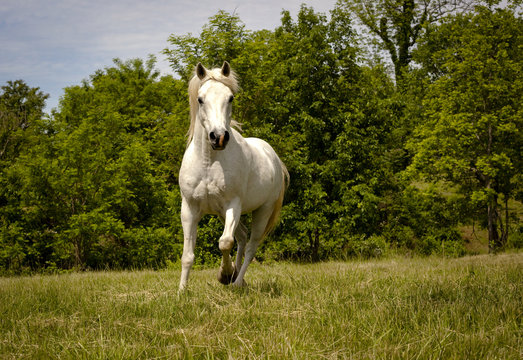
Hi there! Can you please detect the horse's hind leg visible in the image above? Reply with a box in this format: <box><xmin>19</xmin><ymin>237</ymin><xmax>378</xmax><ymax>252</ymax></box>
<box><xmin>232</xmin><ymin>205</ymin><xmax>272</xmax><ymax>287</ymax></box>
<box><xmin>217</xmin><ymin>198</ymin><xmax>242</xmax><ymax>285</ymax></box>
<box><xmin>218</xmin><ymin>216</ymin><xmax>247</xmax><ymax>276</ymax></box>
<box><xmin>234</xmin><ymin>220</ymin><xmax>248</xmax><ymax>274</ymax></box>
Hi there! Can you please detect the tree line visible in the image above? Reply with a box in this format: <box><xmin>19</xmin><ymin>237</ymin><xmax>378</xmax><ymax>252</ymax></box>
<box><xmin>1</xmin><ymin>0</ymin><xmax>521</xmax><ymax>273</ymax></box>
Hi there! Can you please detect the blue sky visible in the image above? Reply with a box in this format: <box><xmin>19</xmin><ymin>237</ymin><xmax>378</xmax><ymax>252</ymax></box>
<box><xmin>0</xmin><ymin>0</ymin><xmax>337</xmax><ymax>112</ymax></box>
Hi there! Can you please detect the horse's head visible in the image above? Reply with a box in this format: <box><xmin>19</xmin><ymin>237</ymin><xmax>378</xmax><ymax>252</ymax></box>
<box><xmin>195</xmin><ymin>62</ymin><xmax>235</xmax><ymax>150</ymax></box>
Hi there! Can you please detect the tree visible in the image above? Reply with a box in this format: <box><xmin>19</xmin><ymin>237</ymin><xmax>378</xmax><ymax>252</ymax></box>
<box><xmin>248</xmin><ymin>6</ymin><xmax>363</xmax><ymax>261</ymax></box>
<box><xmin>408</xmin><ymin>4</ymin><xmax>522</xmax><ymax>251</ymax></box>
<box><xmin>0</xmin><ymin>81</ymin><xmax>49</xmax><ymax>272</ymax></box>
<box><xmin>0</xmin><ymin>80</ymin><xmax>48</xmax><ymax>162</ymax></box>
<box><xmin>339</xmin><ymin>0</ymin><xmax>473</xmax><ymax>83</ymax></box>
<box><xmin>163</xmin><ymin>11</ymin><xmax>250</xmax><ymax>80</ymax></box>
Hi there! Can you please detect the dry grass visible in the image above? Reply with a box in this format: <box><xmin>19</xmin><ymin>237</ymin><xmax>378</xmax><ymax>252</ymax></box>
<box><xmin>1</xmin><ymin>253</ymin><xmax>522</xmax><ymax>359</ymax></box>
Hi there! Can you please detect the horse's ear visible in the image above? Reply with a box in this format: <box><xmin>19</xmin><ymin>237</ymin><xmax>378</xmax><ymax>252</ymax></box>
<box><xmin>221</xmin><ymin>61</ymin><xmax>231</xmax><ymax>77</ymax></box>
<box><xmin>196</xmin><ymin>63</ymin><xmax>206</xmax><ymax>80</ymax></box>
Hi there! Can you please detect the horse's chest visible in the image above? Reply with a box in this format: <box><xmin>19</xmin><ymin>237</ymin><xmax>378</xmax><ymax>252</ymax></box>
<box><xmin>182</xmin><ymin>164</ymin><xmax>235</xmax><ymax>211</ymax></box>
<box><xmin>193</xmin><ymin>175</ymin><xmax>226</xmax><ymax>199</ymax></box>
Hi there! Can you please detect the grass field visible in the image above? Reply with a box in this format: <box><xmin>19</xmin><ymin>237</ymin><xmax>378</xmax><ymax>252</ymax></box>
<box><xmin>1</xmin><ymin>253</ymin><xmax>521</xmax><ymax>359</ymax></box>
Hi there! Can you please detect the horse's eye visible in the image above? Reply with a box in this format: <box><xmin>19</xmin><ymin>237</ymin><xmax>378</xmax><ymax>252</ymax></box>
<box><xmin>198</xmin><ymin>97</ymin><xmax>204</xmax><ymax>105</ymax></box>
<box><xmin>228</xmin><ymin>95</ymin><xmax>234</xmax><ymax>103</ymax></box>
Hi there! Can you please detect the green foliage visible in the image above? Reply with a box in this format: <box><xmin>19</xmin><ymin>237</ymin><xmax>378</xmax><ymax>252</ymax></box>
<box><xmin>163</xmin><ymin>11</ymin><xmax>250</xmax><ymax>80</ymax></box>
<box><xmin>1</xmin><ymin>2</ymin><xmax>521</xmax><ymax>272</ymax></box>
<box><xmin>507</xmin><ymin>224</ymin><xmax>523</xmax><ymax>249</ymax></box>
<box><xmin>0</xmin><ymin>80</ymin><xmax>49</xmax><ymax>163</ymax></box>
<box><xmin>409</xmin><ymin>4</ymin><xmax>522</xmax><ymax>251</ymax></box>
<box><xmin>1</xmin><ymin>58</ymin><xmax>186</xmax><ymax>273</ymax></box>
<box><xmin>339</xmin><ymin>0</ymin><xmax>455</xmax><ymax>83</ymax></box>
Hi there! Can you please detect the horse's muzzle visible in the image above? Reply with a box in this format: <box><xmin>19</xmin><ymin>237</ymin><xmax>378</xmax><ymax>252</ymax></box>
<box><xmin>209</xmin><ymin>131</ymin><xmax>230</xmax><ymax>150</ymax></box>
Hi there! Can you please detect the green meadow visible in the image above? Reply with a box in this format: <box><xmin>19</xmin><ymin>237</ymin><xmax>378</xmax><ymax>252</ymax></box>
<box><xmin>1</xmin><ymin>253</ymin><xmax>521</xmax><ymax>359</ymax></box>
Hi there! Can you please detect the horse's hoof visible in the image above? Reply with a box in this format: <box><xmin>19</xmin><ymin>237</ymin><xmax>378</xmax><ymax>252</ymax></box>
<box><xmin>217</xmin><ymin>266</ymin><xmax>238</xmax><ymax>285</ymax></box>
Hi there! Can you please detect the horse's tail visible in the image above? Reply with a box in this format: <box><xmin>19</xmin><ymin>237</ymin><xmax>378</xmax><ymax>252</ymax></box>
<box><xmin>263</xmin><ymin>160</ymin><xmax>290</xmax><ymax>238</ymax></box>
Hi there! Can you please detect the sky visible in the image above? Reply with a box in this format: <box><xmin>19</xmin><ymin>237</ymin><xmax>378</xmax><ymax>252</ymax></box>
<box><xmin>0</xmin><ymin>0</ymin><xmax>338</xmax><ymax>112</ymax></box>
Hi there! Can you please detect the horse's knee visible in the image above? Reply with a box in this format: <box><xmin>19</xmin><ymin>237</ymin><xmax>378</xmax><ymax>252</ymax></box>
<box><xmin>219</xmin><ymin>235</ymin><xmax>234</xmax><ymax>252</ymax></box>
<box><xmin>181</xmin><ymin>252</ymin><xmax>194</xmax><ymax>268</ymax></box>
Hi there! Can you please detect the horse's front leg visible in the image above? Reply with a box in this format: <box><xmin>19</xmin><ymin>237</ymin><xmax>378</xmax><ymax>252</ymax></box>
<box><xmin>179</xmin><ymin>198</ymin><xmax>201</xmax><ymax>291</ymax></box>
<box><xmin>217</xmin><ymin>198</ymin><xmax>241</xmax><ymax>285</ymax></box>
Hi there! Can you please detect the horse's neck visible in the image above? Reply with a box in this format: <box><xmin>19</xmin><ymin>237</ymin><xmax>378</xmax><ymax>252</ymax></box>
<box><xmin>192</xmin><ymin>120</ymin><xmax>213</xmax><ymax>165</ymax></box>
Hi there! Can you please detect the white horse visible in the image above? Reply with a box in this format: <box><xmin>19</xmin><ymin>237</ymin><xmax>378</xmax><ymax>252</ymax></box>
<box><xmin>178</xmin><ymin>62</ymin><xmax>289</xmax><ymax>290</ymax></box>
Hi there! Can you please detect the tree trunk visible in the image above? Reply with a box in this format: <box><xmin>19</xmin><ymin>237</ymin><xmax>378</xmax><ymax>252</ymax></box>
<box><xmin>487</xmin><ymin>196</ymin><xmax>500</xmax><ymax>253</ymax></box>
<box><xmin>484</xmin><ymin>119</ymin><xmax>501</xmax><ymax>252</ymax></box>
<box><xmin>310</xmin><ymin>229</ymin><xmax>320</xmax><ymax>262</ymax></box>
<box><xmin>500</xmin><ymin>195</ymin><xmax>509</xmax><ymax>247</ymax></box>
<box><xmin>74</xmin><ymin>238</ymin><xmax>82</xmax><ymax>269</ymax></box>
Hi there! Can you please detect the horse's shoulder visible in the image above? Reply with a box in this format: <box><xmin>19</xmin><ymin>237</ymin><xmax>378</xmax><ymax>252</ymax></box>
<box><xmin>245</xmin><ymin>137</ymin><xmax>276</xmax><ymax>156</ymax></box>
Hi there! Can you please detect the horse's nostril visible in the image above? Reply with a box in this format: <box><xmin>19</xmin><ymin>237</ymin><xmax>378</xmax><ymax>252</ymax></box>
<box><xmin>209</xmin><ymin>131</ymin><xmax>229</xmax><ymax>149</ymax></box>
